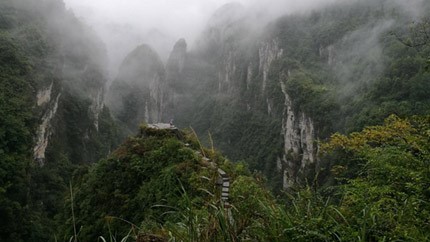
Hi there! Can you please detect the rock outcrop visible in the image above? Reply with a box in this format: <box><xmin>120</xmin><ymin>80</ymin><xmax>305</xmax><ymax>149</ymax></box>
<box><xmin>259</xmin><ymin>40</ymin><xmax>283</xmax><ymax>93</ymax></box>
<box><xmin>279</xmin><ymin>82</ymin><xmax>316</xmax><ymax>189</ymax></box>
<box><xmin>34</xmin><ymin>91</ymin><xmax>61</xmax><ymax>165</ymax></box>
<box><xmin>165</xmin><ymin>39</ymin><xmax>187</xmax><ymax>121</ymax></box>
<box><xmin>107</xmin><ymin>44</ymin><xmax>167</xmax><ymax>133</ymax></box>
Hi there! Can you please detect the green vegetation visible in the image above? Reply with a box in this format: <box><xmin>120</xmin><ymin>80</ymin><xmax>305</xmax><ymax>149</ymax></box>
<box><xmin>57</xmin><ymin>115</ymin><xmax>430</xmax><ymax>241</ymax></box>
<box><xmin>318</xmin><ymin>115</ymin><xmax>430</xmax><ymax>240</ymax></box>
<box><xmin>0</xmin><ymin>30</ymin><xmax>35</xmax><ymax>242</ymax></box>
<box><xmin>272</xmin><ymin>1</ymin><xmax>430</xmax><ymax>134</ymax></box>
<box><xmin>0</xmin><ymin>1</ymin><xmax>118</xmax><ymax>241</ymax></box>
<box><xmin>1</xmin><ymin>0</ymin><xmax>430</xmax><ymax>241</ymax></box>
<box><xmin>57</xmin><ymin>125</ymin><xmax>249</xmax><ymax>240</ymax></box>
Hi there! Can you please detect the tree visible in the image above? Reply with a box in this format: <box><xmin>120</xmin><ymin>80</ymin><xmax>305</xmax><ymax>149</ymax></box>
<box><xmin>321</xmin><ymin>115</ymin><xmax>430</xmax><ymax>241</ymax></box>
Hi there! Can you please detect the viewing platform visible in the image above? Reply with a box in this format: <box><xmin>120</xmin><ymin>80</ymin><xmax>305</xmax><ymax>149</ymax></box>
<box><xmin>147</xmin><ymin>123</ymin><xmax>177</xmax><ymax>130</ymax></box>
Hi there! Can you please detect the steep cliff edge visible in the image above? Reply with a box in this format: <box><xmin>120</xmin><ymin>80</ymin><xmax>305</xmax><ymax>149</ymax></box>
<box><xmin>279</xmin><ymin>82</ymin><xmax>316</xmax><ymax>188</ymax></box>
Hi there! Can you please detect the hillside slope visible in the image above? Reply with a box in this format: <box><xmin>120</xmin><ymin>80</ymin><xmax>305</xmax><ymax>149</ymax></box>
<box><xmin>60</xmin><ymin>124</ymin><xmax>270</xmax><ymax>241</ymax></box>
<box><xmin>60</xmin><ymin>115</ymin><xmax>430</xmax><ymax>241</ymax></box>
<box><xmin>0</xmin><ymin>0</ymin><xmax>118</xmax><ymax>240</ymax></box>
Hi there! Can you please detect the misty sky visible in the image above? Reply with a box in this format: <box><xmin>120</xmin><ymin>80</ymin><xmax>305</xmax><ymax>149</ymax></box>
<box><xmin>64</xmin><ymin>0</ymin><xmax>233</xmax><ymax>43</ymax></box>
<box><xmin>63</xmin><ymin>0</ymin><xmax>338</xmax><ymax>78</ymax></box>
<box><xmin>63</xmin><ymin>0</ymin><xmax>337</xmax><ymax>40</ymax></box>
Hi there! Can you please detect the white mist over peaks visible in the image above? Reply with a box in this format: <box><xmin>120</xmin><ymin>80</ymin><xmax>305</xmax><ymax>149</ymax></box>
<box><xmin>63</xmin><ymin>0</ymin><xmax>230</xmax><ymax>78</ymax></box>
<box><xmin>63</xmin><ymin>0</ymin><xmax>341</xmax><ymax>79</ymax></box>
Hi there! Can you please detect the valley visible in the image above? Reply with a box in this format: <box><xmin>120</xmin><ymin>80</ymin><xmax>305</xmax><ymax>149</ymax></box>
<box><xmin>0</xmin><ymin>0</ymin><xmax>429</xmax><ymax>241</ymax></box>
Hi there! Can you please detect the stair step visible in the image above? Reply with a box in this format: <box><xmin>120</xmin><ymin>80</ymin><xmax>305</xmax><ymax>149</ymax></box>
<box><xmin>217</xmin><ymin>168</ymin><xmax>226</xmax><ymax>176</ymax></box>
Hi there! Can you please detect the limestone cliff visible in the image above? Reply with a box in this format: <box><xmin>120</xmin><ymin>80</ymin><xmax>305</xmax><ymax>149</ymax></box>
<box><xmin>107</xmin><ymin>44</ymin><xmax>167</xmax><ymax>133</ymax></box>
<box><xmin>34</xmin><ymin>89</ymin><xmax>61</xmax><ymax>165</ymax></box>
<box><xmin>165</xmin><ymin>38</ymin><xmax>187</xmax><ymax>121</ymax></box>
<box><xmin>28</xmin><ymin>0</ymin><xmax>117</xmax><ymax>165</ymax></box>
<box><xmin>259</xmin><ymin>40</ymin><xmax>284</xmax><ymax>93</ymax></box>
<box><xmin>279</xmin><ymin>82</ymin><xmax>316</xmax><ymax>189</ymax></box>
<box><xmin>162</xmin><ymin>3</ymin><xmax>319</xmax><ymax>189</ymax></box>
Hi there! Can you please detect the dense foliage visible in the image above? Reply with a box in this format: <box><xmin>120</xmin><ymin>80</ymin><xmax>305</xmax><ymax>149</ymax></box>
<box><xmin>317</xmin><ymin>115</ymin><xmax>430</xmax><ymax>240</ymax></box>
<box><xmin>1</xmin><ymin>0</ymin><xmax>430</xmax><ymax>241</ymax></box>
<box><xmin>58</xmin><ymin>115</ymin><xmax>429</xmax><ymax>241</ymax></box>
<box><xmin>164</xmin><ymin>115</ymin><xmax>429</xmax><ymax>241</ymax></box>
<box><xmin>0</xmin><ymin>0</ymin><xmax>118</xmax><ymax>241</ymax></box>
<box><xmin>58</xmin><ymin>125</ymin><xmax>253</xmax><ymax>241</ymax></box>
<box><xmin>0</xmin><ymin>23</ymin><xmax>35</xmax><ymax>242</ymax></box>
<box><xmin>272</xmin><ymin>1</ymin><xmax>430</xmax><ymax>134</ymax></box>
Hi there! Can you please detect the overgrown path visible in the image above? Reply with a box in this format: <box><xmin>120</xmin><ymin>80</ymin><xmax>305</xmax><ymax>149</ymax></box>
<box><xmin>147</xmin><ymin>123</ymin><xmax>231</xmax><ymax>206</ymax></box>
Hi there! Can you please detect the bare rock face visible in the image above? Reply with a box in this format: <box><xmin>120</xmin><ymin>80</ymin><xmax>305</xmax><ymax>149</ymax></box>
<box><xmin>29</xmin><ymin>1</ymin><xmax>115</xmax><ymax>166</ymax></box>
<box><xmin>107</xmin><ymin>44</ymin><xmax>167</xmax><ymax>133</ymax></box>
<box><xmin>33</xmin><ymin>68</ymin><xmax>111</xmax><ymax>165</ymax></box>
<box><xmin>279</xmin><ymin>82</ymin><xmax>316</xmax><ymax>189</ymax></box>
<box><xmin>164</xmin><ymin>38</ymin><xmax>187</xmax><ymax>121</ymax></box>
<box><xmin>34</xmin><ymin>81</ymin><xmax>57</xmax><ymax>165</ymax></box>
<box><xmin>34</xmin><ymin>90</ymin><xmax>61</xmax><ymax>165</ymax></box>
<box><xmin>258</xmin><ymin>41</ymin><xmax>316</xmax><ymax>189</ymax></box>
<box><xmin>259</xmin><ymin>40</ymin><xmax>283</xmax><ymax>93</ymax></box>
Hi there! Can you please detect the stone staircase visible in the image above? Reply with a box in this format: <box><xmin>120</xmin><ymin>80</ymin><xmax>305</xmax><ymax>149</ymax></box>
<box><xmin>217</xmin><ymin>168</ymin><xmax>230</xmax><ymax>207</ymax></box>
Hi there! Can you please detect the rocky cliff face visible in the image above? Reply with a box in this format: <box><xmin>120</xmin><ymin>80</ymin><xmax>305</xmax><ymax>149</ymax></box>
<box><xmin>256</xmin><ymin>40</ymin><xmax>317</xmax><ymax>189</ymax></box>
<box><xmin>279</xmin><ymin>82</ymin><xmax>316</xmax><ymax>189</ymax></box>
<box><xmin>259</xmin><ymin>40</ymin><xmax>284</xmax><ymax>93</ymax></box>
<box><xmin>34</xmin><ymin>85</ymin><xmax>61</xmax><ymax>165</ymax></box>
<box><xmin>22</xmin><ymin>0</ymin><xmax>118</xmax><ymax>165</ymax></box>
<box><xmin>107</xmin><ymin>44</ymin><xmax>167</xmax><ymax>133</ymax></box>
<box><xmin>160</xmin><ymin>3</ymin><xmax>319</xmax><ymax>189</ymax></box>
<box><xmin>165</xmin><ymin>39</ymin><xmax>187</xmax><ymax>121</ymax></box>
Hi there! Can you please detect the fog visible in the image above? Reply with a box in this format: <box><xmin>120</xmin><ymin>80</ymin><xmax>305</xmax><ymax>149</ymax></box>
<box><xmin>63</xmin><ymin>0</ymin><xmax>339</xmax><ymax>78</ymax></box>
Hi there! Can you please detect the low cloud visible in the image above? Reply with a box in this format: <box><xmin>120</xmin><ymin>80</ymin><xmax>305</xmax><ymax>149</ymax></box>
<box><xmin>63</xmin><ymin>0</ymin><xmax>341</xmax><ymax>78</ymax></box>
